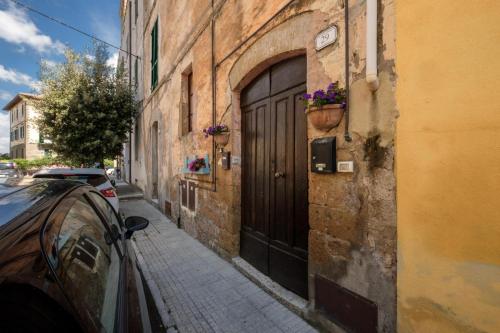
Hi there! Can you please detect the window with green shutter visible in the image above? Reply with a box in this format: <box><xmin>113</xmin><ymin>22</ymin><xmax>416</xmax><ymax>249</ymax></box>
<box><xmin>134</xmin><ymin>57</ymin><xmax>138</xmax><ymax>90</ymax></box>
<box><xmin>151</xmin><ymin>19</ymin><xmax>159</xmax><ymax>91</ymax></box>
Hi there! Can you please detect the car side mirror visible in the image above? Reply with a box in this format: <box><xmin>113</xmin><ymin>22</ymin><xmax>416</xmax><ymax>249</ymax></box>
<box><xmin>124</xmin><ymin>216</ymin><xmax>149</xmax><ymax>239</ymax></box>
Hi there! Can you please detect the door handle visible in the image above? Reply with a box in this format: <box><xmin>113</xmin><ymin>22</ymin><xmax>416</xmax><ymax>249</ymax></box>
<box><xmin>274</xmin><ymin>172</ymin><xmax>285</xmax><ymax>178</ymax></box>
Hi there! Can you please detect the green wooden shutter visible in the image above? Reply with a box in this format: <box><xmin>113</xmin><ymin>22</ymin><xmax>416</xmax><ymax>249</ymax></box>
<box><xmin>151</xmin><ymin>19</ymin><xmax>158</xmax><ymax>91</ymax></box>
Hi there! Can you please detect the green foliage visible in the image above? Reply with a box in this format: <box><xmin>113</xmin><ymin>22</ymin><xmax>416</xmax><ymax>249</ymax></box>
<box><xmin>104</xmin><ymin>158</ymin><xmax>115</xmax><ymax>168</ymax></box>
<box><xmin>0</xmin><ymin>153</ymin><xmax>9</xmax><ymax>160</ymax></box>
<box><xmin>0</xmin><ymin>157</ymin><xmax>79</xmax><ymax>172</ymax></box>
<box><xmin>36</xmin><ymin>43</ymin><xmax>136</xmax><ymax>167</ymax></box>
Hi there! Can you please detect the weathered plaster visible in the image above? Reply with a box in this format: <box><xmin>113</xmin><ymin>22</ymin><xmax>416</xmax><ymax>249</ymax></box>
<box><xmin>396</xmin><ymin>0</ymin><xmax>500</xmax><ymax>332</ymax></box>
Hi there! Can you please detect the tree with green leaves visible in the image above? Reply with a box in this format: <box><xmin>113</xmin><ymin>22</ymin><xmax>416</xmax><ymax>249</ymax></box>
<box><xmin>37</xmin><ymin>43</ymin><xmax>136</xmax><ymax>167</ymax></box>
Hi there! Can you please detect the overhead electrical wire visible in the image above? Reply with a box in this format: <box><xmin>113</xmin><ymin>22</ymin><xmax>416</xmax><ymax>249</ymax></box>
<box><xmin>7</xmin><ymin>0</ymin><xmax>141</xmax><ymax>60</ymax></box>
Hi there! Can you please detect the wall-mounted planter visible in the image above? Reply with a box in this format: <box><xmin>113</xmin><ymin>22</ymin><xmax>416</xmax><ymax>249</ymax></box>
<box><xmin>182</xmin><ymin>154</ymin><xmax>210</xmax><ymax>174</ymax></box>
<box><xmin>306</xmin><ymin>104</ymin><xmax>344</xmax><ymax>131</ymax></box>
<box><xmin>214</xmin><ymin>132</ymin><xmax>230</xmax><ymax>147</ymax></box>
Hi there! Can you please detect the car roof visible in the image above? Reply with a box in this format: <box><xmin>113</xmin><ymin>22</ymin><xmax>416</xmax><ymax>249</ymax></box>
<box><xmin>0</xmin><ymin>179</ymin><xmax>84</xmax><ymax>228</ymax></box>
<box><xmin>0</xmin><ymin>184</ymin><xmax>18</xmax><ymax>197</ymax></box>
<box><xmin>33</xmin><ymin>168</ymin><xmax>106</xmax><ymax>176</ymax></box>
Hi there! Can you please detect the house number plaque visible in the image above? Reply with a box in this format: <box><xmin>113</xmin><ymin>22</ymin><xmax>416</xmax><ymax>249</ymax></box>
<box><xmin>315</xmin><ymin>26</ymin><xmax>337</xmax><ymax>51</ymax></box>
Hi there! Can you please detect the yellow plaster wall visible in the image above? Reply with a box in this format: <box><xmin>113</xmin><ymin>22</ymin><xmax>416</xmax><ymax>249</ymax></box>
<box><xmin>396</xmin><ymin>1</ymin><xmax>500</xmax><ymax>332</ymax></box>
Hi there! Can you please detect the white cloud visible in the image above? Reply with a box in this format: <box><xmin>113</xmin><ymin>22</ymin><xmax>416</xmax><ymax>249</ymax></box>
<box><xmin>106</xmin><ymin>52</ymin><xmax>119</xmax><ymax>68</ymax></box>
<box><xmin>0</xmin><ymin>64</ymin><xmax>39</xmax><ymax>90</ymax></box>
<box><xmin>0</xmin><ymin>90</ymin><xmax>12</xmax><ymax>101</ymax></box>
<box><xmin>0</xmin><ymin>111</ymin><xmax>10</xmax><ymax>154</ymax></box>
<box><xmin>0</xmin><ymin>3</ymin><xmax>65</xmax><ymax>54</ymax></box>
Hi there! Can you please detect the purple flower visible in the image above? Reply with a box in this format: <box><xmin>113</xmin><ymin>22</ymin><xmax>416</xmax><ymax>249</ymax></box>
<box><xmin>203</xmin><ymin>124</ymin><xmax>229</xmax><ymax>138</ymax></box>
<box><xmin>303</xmin><ymin>82</ymin><xmax>346</xmax><ymax>108</ymax></box>
<box><xmin>313</xmin><ymin>89</ymin><xmax>326</xmax><ymax>99</ymax></box>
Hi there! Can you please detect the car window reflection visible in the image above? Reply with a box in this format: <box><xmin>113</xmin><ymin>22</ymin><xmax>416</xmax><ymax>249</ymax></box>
<box><xmin>88</xmin><ymin>192</ymin><xmax>124</xmax><ymax>252</ymax></box>
<box><xmin>57</xmin><ymin>198</ymin><xmax>120</xmax><ymax>333</ymax></box>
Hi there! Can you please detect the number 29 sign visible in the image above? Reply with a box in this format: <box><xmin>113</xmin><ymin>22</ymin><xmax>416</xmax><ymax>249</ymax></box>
<box><xmin>315</xmin><ymin>26</ymin><xmax>338</xmax><ymax>51</ymax></box>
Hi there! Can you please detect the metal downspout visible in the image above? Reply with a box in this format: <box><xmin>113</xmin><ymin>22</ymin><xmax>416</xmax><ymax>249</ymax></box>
<box><xmin>344</xmin><ymin>0</ymin><xmax>352</xmax><ymax>142</ymax></box>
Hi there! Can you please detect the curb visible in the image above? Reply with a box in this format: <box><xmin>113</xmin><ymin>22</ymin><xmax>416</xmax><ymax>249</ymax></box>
<box><xmin>131</xmin><ymin>241</ymin><xmax>178</xmax><ymax>332</ymax></box>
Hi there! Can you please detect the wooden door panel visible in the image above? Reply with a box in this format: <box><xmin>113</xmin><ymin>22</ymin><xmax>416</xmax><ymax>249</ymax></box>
<box><xmin>270</xmin><ymin>56</ymin><xmax>307</xmax><ymax>96</ymax></box>
<box><xmin>240</xmin><ymin>229</ymin><xmax>269</xmax><ymax>275</ymax></box>
<box><xmin>273</xmin><ymin>95</ymin><xmax>289</xmax><ymax>244</ymax></box>
<box><xmin>255</xmin><ymin>103</ymin><xmax>266</xmax><ymax>233</ymax></box>
<box><xmin>243</xmin><ymin>109</ymin><xmax>255</xmax><ymax>230</ymax></box>
<box><xmin>241</xmin><ymin>70</ymin><xmax>270</xmax><ymax>107</ymax></box>
<box><xmin>269</xmin><ymin>243</ymin><xmax>308</xmax><ymax>299</ymax></box>
<box><xmin>242</xmin><ymin>99</ymin><xmax>271</xmax><ymax>275</ymax></box>
<box><xmin>294</xmin><ymin>91</ymin><xmax>309</xmax><ymax>250</ymax></box>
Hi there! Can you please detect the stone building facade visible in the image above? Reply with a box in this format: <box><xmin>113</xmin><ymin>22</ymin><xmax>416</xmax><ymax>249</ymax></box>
<box><xmin>122</xmin><ymin>1</ymin><xmax>397</xmax><ymax>331</ymax></box>
<box><xmin>3</xmin><ymin>93</ymin><xmax>49</xmax><ymax>160</ymax></box>
<box><xmin>120</xmin><ymin>0</ymin><xmax>147</xmax><ymax>187</ymax></box>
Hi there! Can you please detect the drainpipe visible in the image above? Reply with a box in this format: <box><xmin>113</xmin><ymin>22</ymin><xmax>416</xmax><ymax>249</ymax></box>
<box><xmin>128</xmin><ymin>1</ymin><xmax>133</xmax><ymax>182</ymax></box>
<box><xmin>344</xmin><ymin>0</ymin><xmax>352</xmax><ymax>142</ymax></box>
<box><xmin>366</xmin><ymin>0</ymin><xmax>379</xmax><ymax>91</ymax></box>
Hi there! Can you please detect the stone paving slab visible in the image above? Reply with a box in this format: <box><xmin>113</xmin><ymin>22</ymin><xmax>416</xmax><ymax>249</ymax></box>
<box><xmin>121</xmin><ymin>199</ymin><xmax>318</xmax><ymax>333</ymax></box>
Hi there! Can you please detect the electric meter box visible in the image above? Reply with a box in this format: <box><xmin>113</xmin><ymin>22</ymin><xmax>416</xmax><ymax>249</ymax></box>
<box><xmin>311</xmin><ymin>137</ymin><xmax>336</xmax><ymax>173</ymax></box>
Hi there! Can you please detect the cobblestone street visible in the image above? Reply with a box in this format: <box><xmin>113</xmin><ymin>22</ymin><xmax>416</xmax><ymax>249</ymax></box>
<box><xmin>120</xmin><ymin>198</ymin><xmax>317</xmax><ymax>333</ymax></box>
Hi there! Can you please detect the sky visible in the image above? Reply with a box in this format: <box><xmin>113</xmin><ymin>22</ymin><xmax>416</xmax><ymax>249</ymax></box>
<box><xmin>0</xmin><ymin>0</ymin><xmax>121</xmax><ymax>154</ymax></box>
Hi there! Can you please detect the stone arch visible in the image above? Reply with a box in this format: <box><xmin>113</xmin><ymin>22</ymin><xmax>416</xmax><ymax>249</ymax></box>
<box><xmin>228</xmin><ymin>12</ymin><xmax>312</xmax><ymax>92</ymax></box>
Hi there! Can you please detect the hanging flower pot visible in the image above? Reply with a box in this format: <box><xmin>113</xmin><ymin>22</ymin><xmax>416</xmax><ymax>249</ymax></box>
<box><xmin>303</xmin><ymin>82</ymin><xmax>347</xmax><ymax>132</ymax></box>
<box><xmin>203</xmin><ymin>124</ymin><xmax>230</xmax><ymax>148</ymax></box>
<box><xmin>306</xmin><ymin>104</ymin><xmax>345</xmax><ymax>131</ymax></box>
<box><xmin>214</xmin><ymin>132</ymin><xmax>230</xmax><ymax>147</ymax></box>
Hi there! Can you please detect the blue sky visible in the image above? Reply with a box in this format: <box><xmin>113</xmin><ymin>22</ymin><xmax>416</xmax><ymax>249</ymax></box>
<box><xmin>0</xmin><ymin>0</ymin><xmax>121</xmax><ymax>154</ymax></box>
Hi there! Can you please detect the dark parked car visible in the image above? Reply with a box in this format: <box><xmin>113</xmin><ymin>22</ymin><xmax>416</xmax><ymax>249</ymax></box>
<box><xmin>0</xmin><ymin>180</ymin><xmax>154</xmax><ymax>332</ymax></box>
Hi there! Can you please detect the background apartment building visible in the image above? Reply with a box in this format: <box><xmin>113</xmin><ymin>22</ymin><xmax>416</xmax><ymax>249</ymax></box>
<box><xmin>121</xmin><ymin>1</ymin><xmax>500</xmax><ymax>332</ymax></box>
<box><xmin>119</xmin><ymin>0</ymin><xmax>146</xmax><ymax>188</ymax></box>
<box><xmin>3</xmin><ymin>93</ymin><xmax>48</xmax><ymax>159</ymax></box>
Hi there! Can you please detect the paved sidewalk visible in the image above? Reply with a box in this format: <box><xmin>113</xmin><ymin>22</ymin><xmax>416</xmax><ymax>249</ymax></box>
<box><xmin>115</xmin><ymin>179</ymin><xmax>144</xmax><ymax>199</ymax></box>
<box><xmin>121</xmin><ymin>199</ymin><xmax>317</xmax><ymax>333</ymax></box>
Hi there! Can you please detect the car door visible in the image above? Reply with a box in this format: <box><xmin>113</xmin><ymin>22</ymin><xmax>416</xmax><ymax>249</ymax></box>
<box><xmin>87</xmin><ymin>191</ymin><xmax>151</xmax><ymax>333</ymax></box>
<box><xmin>43</xmin><ymin>190</ymin><xmax>124</xmax><ymax>333</ymax></box>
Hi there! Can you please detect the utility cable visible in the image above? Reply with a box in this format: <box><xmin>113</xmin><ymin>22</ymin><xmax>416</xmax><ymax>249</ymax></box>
<box><xmin>6</xmin><ymin>0</ymin><xmax>141</xmax><ymax>60</ymax></box>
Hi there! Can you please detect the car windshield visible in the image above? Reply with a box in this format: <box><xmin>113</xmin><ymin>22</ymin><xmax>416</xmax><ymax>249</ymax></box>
<box><xmin>34</xmin><ymin>174</ymin><xmax>108</xmax><ymax>187</ymax></box>
<box><xmin>0</xmin><ymin>163</ymin><xmax>15</xmax><ymax>170</ymax></box>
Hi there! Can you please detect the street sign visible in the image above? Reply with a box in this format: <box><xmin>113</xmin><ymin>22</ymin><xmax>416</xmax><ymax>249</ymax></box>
<box><xmin>315</xmin><ymin>26</ymin><xmax>337</xmax><ymax>51</ymax></box>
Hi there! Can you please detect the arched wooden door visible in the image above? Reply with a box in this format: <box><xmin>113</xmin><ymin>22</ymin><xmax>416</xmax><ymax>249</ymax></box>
<box><xmin>240</xmin><ymin>56</ymin><xmax>309</xmax><ymax>299</ymax></box>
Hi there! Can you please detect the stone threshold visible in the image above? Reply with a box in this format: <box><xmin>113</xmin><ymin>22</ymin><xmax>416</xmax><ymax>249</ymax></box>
<box><xmin>232</xmin><ymin>256</ymin><xmax>309</xmax><ymax>318</ymax></box>
<box><xmin>232</xmin><ymin>257</ymin><xmax>346</xmax><ymax>333</ymax></box>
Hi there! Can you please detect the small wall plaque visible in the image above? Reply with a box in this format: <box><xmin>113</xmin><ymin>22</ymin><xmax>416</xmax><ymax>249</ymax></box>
<box><xmin>315</xmin><ymin>26</ymin><xmax>337</xmax><ymax>51</ymax></box>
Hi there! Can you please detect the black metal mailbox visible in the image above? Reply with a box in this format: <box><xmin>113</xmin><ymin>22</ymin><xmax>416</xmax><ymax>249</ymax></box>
<box><xmin>311</xmin><ymin>137</ymin><xmax>336</xmax><ymax>173</ymax></box>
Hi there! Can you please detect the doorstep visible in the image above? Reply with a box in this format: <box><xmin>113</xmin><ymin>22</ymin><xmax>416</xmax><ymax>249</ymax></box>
<box><xmin>232</xmin><ymin>256</ymin><xmax>309</xmax><ymax>318</ymax></box>
<box><xmin>232</xmin><ymin>257</ymin><xmax>347</xmax><ymax>333</ymax></box>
